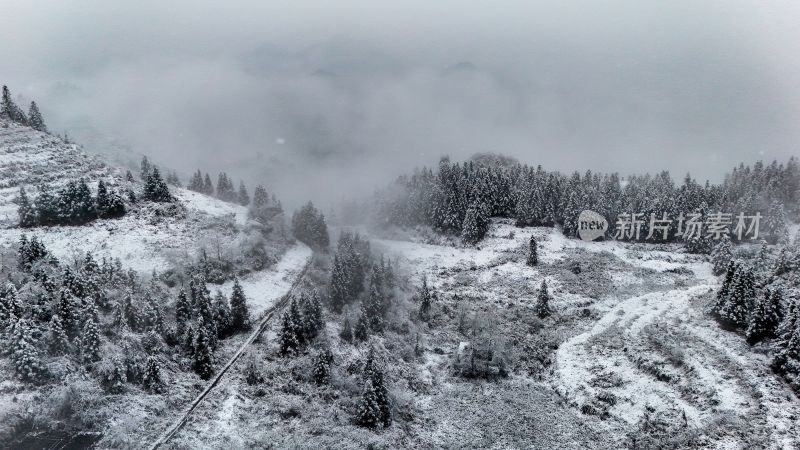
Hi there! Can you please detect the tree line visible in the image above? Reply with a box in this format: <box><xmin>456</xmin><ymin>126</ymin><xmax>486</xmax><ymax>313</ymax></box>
<box><xmin>1</xmin><ymin>85</ymin><xmax>47</xmax><ymax>132</ymax></box>
<box><xmin>710</xmin><ymin>235</ymin><xmax>800</xmax><ymax>393</ymax></box>
<box><xmin>16</xmin><ymin>164</ymin><xmax>177</xmax><ymax>228</ymax></box>
<box><xmin>375</xmin><ymin>156</ymin><xmax>797</xmax><ymax>245</ymax></box>
<box><xmin>186</xmin><ymin>169</ymin><xmax>252</xmax><ymax>206</ymax></box>
<box><xmin>291</xmin><ymin>202</ymin><xmax>330</xmax><ymax>250</ymax></box>
<box><xmin>17</xmin><ymin>179</ymin><xmax>127</xmax><ymax>227</ymax></box>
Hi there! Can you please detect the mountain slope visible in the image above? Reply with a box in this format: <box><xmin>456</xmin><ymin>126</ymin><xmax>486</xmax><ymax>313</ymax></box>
<box><xmin>0</xmin><ymin>118</ymin><xmax>290</xmax><ymax>274</ymax></box>
<box><xmin>0</xmin><ymin>119</ymin><xmax>113</xmax><ymax>225</ymax></box>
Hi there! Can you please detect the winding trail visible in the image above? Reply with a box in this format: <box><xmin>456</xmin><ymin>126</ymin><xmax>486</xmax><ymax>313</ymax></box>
<box><xmin>148</xmin><ymin>244</ymin><xmax>312</xmax><ymax>450</ymax></box>
<box><xmin>554</xmin><ymin>250</ymin><xmax>800</xmax><ymax>447</ymax></box>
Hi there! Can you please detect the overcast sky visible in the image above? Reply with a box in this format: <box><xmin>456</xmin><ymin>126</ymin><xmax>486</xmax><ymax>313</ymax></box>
<box><xmin>2</xmin><ymin>0</ymin><xmax>800</xmax><ymax>205</ymax></box>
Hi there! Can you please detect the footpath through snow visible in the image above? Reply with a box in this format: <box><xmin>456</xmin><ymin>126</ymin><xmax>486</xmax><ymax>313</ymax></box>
<box><xmin>550</xmin><ymin>231</ymin><xmax>800</xmax><ymax>448</ymax></box>
<box><xmin>215</xmin><ymin>243</ymin><xmax>313</xmax><ymax>317</ymax></box>
<box><xmin>150</xmin><ymin>241</ymin><xmax>312</xmax><ymax>449</ymax></box>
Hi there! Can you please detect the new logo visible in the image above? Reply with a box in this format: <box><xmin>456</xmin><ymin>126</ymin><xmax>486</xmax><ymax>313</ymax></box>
<box><xmin>577</xmin><ymin>210</ymin><xmax>608</xmax><ymax>241</ymax></box>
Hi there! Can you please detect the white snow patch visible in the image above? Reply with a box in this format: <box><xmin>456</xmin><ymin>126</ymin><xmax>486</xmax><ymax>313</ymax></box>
<box><xmin>213</xmin><ymin>243</ymin><xmax>312</xmax><ymax>317</ymax></box>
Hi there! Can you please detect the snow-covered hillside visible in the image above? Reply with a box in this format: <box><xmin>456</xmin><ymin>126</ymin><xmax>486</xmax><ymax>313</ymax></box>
<box><xmin>0</xmin><ymin>119</ymin><xmax>313</xmax><ymax>448</ymax></box>
<box><xmin>0</xmin><ymin>119</ymin><xmax>287</xmax><ymax>273</ymax></box>
<box><xmin>0</xmin><ymin>188</ymin><xmax>258</xmax><ymax>273</ymax></box>
<box><xmin>0</xmin><ymin>119</ymin><xmax>113</xmax><ymax>225</ymax></box>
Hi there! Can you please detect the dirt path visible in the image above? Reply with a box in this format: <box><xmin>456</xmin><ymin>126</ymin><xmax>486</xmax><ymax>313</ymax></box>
<box><xmin>554</xmin><ymin>251</ymin><xmax>800</xmax><ymax>448</ymax></box>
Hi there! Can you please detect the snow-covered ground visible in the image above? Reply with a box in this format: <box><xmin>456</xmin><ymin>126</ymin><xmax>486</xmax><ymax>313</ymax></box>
<box><xmin>546</xmin><ymin>230</ymin><xmax>800</xmax><ymax>447</ymax></box>
<box><xmin>214</xmin><ymin>242</ymin><xmax>312</xmax><ymax>317</ymax></box>
<box><xmin>0</xmin><ymin>187</ymin><xmax>251</xmax><ymax>273</ymax></box>
<box><xmin>0</xmin><ymin>120</ymin><xmax>114</xmax><ymax>225</ymax></box>
<box><xmin>374</xmin><ymin>219</ymin><xmax>800</xmax><ymax>448</ymax></box>
<box><xmin>0</xmin><ymin>119</ymin><xmax>263</xmax><ymax>274</ymax></box>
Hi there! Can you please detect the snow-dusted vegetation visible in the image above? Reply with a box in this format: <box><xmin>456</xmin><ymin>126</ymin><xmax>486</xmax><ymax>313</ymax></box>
<box><xmin>3</xmin><ymin>103</ymin><xmax>800</xmax><ymax>448</ymax></box>
<box><xmin>2</xmin><ymin>10</ymin><xmax>800</xmax><ymax>444</ymax></box>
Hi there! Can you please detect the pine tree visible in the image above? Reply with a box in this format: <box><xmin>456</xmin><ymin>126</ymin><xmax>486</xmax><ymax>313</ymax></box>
<box><xmin>111</xmin><ymin>299</ymin><xmax>128</xmax><ymax>333</ymax></box>
<box><xmin>175</xmin><ymin>288</ymin><xmax>192</xmax><ymax>337</ymax></box>
<box><xmin>278</xmin><ymin>300</ymin><xmax>302</xmax><ymax>355</ymax></box>
<box><xmin>213</xmin><ymin>290</ymin><xmax>232</xmax><ymax>338</ymax></box>
<box><xmin>34</xmin><ymin>184</ymin><xmax>58</xmax><ymax>226</ymax></box>
<box><xmin>10</xmin><ymin>318</ymin><xmax>46</xmax><ymax>382</ymax></box>
<box><xmin>766</xmin><ymin>200</ymin><xmax>789</xmax><ymax>244</ymax></box>
<box><xmin>57</xmin><ymin>289</ymin><xmax>78</xmax><ymax>338</ymax></box>
<box><xmin>252</xmin><ymin>185</ymin><xmax>268</xmax><ymax>207</ymax></box>
<box><xmin>187</xmin><ymin>170</ymin><xmax>203</xmax><ymax>191</ymax></box>
<box><xmin>75</xmin><ymin>178</ymin><xmax>97</xmax><ymax>223</ymax></box>
<box><xmin>143</xmin><ymin>356</ymin><xmax>165</xmax><ymax>392</ymax></box>
<box><xmin>758</xmin><ymin>241</ymin><xmax>769</xmax><ymax>262</ymax></box>
<box><xmin>122</xmin><ymin>290</ymin><xmax>141</xmax><ymax>331</ymax></box>
<box><xmin>83</xmin><ymin>251</ymin><xmax>100</xmax><ymax>275</ymax></box>
<box><xmin>105</xmin><ymin>356</ymin><xmax>128</xmax><ymax>393</ymax></box>
<box><xmin>535</xmin><ymin>280</ymin><xmax>552</xmax><ymax>318</ymax></box>
<box><xmin>419</xmin><ymin>275</ymin><xmax>432</xmax><ymax>322</ymax></box>
<box><xmin>311</xmin><ymin>350</ymin><xmax>331</xmax><ymax>385</ymax></box>
<box><xmin>301</xmin><ymin>290</ymin><xmax>324</xmax><ymax>337</ymax></box>
<box><xmin>357</xmin><ymin>378</ymin><xmax>382</xmax><ymax>429</ymax></box>
<box><xmin>203</xmin><ymin>173</ymin><xmax>214</xmax><ymax>196</ymax></box>
<box><xmin>461</xmin><ymin>201</ymin><xmax>489</xmax><ymax>245</ymax></box>
<box><xmin>238</xmin><ymin>181</ymin><xmax>250</xmax><ymax>206</ymax></box>
<box><xmin>714</xmin><ymin>261</ymin><xmax>738</xmax><ymax>311</ymax></box>
<box><xmin>383</xmin><ymin>257</ymin><xmax>395</xmax><ymax>290</ymax></box>
<box><xmin>329</xmin><ymin>254</ymin><xmax>349</xmax><ymax>313</ymax></box>
<box><xmin>340</xmin><ymin>314</ymin><xmax>353</xmax><ymax>343</ymax></box>
<box><xmin>747</xmin><ymin>288</ymin><xmax>783</xmax><ymax>344</ymax></box>
<box><xmin>143</xmin><ymin>167</ymin><xmax>172</xmax><ymax>202</ymax></box>
<box><xmin>718</xmin><ymin>266</ymin><xmax>752</xmax><ymax>328</ymax></box>
<box><xmin>17</xmin><ymin>235</ymin><xmax>49</xmax><ymax>271</ymax></box>
<box><xmin>777</xmin><ymin>301</ymin><xmax>798</xmax><ymax>349</ymax></box>
<box><xmin>192</xmin><ymin>322</ymin><xmax>215</xmax><ymax>380</ymax></box>
<box><xmin>1</xmin><ymin>85</ymin><xmax>27</xmax><ymax>124</ymax></box>
<box><xmin>0</xmin><ymin>85</ymin><xmax>14</xmax><ymax>120</ymax></box>
<box><xmin>354</xmin><ymin>304</ymin><xmax>370</xmax><ymax>342</ymax></box>
<box><xmin>229</xmin><ymin>278</ymin><xmax>251</xmax><ymax>332</ymax></box>
<box><xmin>140</xmin><ymin>156</ymin><xmax>152</xmax><ymax>180</ymax></box>
<box><xmin>773</xmin><ymin>320</ymin><xmax>800</xmax><ymax>375</ymax></box>
<box><xmin>17</xmin><ymin>186</ymin><xmax>37</xmax><ymax>227</ymax></box>
<box><xmin>0</xmin><ymin>283</ymin><xmax>22</xmax><ymax>327</ymax></box>
<box><xmin>167</xmin><ymin>170</ymin><xmax>182</xmax><ymax>187</ymax></box>
<box><xmin>244</xmin><ymin>353</ymin><xmax>264</xmax><ymax>385</ymax></box>
<box><xmin>216</xmin><ymin>173</ymin><xmax>236</xmax><ymax>201</ymax></box>
<box><xmin>96</xmin><ymin>180</ymin><xmax>110</xmax><ymax>216</ymax></box>
<box><xmin>364</xmin><ymin>282</ymin><xmax>385</xmax><ymax>333</ymax></box>
<box><xmin>142</xmin><ymin>291</ymin><xmax>164</xmax><ymax>333</ymax></box>
<box><xmin>182</xmin><ymin>323</ymin><xmax>196</xmax><ymax>354</ymax></box>
<box><xmin>359</xmin><ymin>349</ymin><xmax>391</xmax><ymax>428</ymax></box>
<box><xmin>784</xmin><ymin>327</ymin><xmax>800</xmax><ymax>360</ymax></box>
<box><xmin>27</xmin><ymin>101</ymin><xmax>46</xmax><ymax>131</ymax></box>
<box><xmin>292</xmin><ymin>202</ymin><xmax>330</xmax><ymax>250</ymax></box>
<box><xmin>104</xmin><ymin>189</ymin><xmax>126</xmax><ymax>218</ymax></box>
<box><xmin>526</xmin><ymin>235</ymin><xmax>538</xmax><ymax>266</ymax></box>
<box><xmin>80</xmin><ymin>315</ymin><xmax>102</xmax><ymax>365</ymax></box>
<box><xmin>192</xmin><ymin>278</ymin><xmax>218</xmax><ymax>349</ymax></box>
<box><xmin>47</xmin><ymin>314</ymin><xmax>69</xmax><ymax>355</ymax></box>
